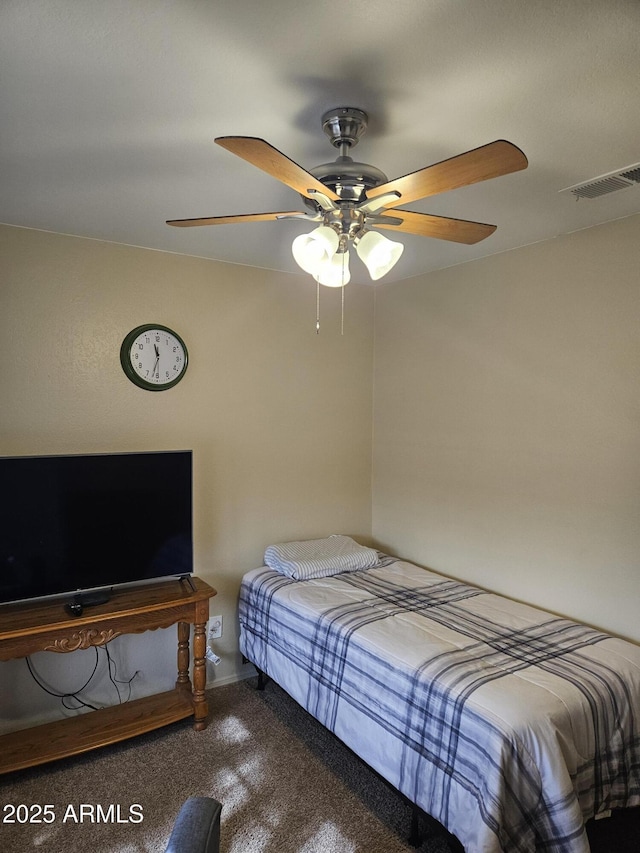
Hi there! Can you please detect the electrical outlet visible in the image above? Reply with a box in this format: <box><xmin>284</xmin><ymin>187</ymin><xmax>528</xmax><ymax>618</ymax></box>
<box><xmin>209</xmin><ymin>615</ymin><xmax>222</xmax><ymax>639</ymax></box>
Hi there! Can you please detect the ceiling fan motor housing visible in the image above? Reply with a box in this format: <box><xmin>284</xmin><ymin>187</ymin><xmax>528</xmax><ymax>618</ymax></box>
<box><xmin>303</xmin><ymin>107</ymin><xmax>388</xmax><ymax>213</ymax></box>
<box><xmin>308</xmin><ymin>156</ymin><xmax>388</xmax><ymax>203</ymax></box>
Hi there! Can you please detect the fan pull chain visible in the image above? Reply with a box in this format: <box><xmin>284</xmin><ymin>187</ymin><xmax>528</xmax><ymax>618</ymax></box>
<box><xmin>341</xmin><ymin>251</ymin><xmax>346</xmax><ymax>335</ymax></box>
<box><xmin>314</xmin><ymin>256</ymin><xmax>346</xmax><ymax>335</ymax></box>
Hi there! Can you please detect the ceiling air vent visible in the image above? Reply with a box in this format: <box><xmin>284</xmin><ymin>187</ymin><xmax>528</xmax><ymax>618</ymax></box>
<box><xmin>560</xmin><ymin>163</ymin><xmax>640</xmax><ymax>200</ymax></box>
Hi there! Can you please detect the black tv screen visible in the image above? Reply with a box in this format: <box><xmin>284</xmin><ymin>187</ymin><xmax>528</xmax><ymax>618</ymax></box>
<box><xmin>0</xmin><ymin>450</ymin><xmax>193</xmax><ymax>606</ymax></box>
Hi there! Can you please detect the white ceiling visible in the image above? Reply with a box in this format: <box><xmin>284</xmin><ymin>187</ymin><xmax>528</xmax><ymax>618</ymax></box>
<box><xmin>1</xmin><ymin>0</ymin><xmax>639</xmax><ymax>285</ymax></box>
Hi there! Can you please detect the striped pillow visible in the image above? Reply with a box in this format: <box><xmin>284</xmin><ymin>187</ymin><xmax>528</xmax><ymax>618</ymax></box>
<box><xmin>264</xmin><ymin>535</ymin><xmax>380</xmax><ymax>580</ymax></box>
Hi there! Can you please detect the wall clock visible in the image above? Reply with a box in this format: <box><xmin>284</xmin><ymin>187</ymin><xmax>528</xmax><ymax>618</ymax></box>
<box><xmin>120</xmin><ymin>324</ymin><xmax>188</xmax><ymax>391</ymax></box>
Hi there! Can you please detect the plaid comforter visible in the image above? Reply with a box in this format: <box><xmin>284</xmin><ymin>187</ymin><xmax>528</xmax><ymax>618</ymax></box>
<box><xmin>238</xmin><ymin>557</ymin><xmax>640</xmax><ymax>852</ymax></box>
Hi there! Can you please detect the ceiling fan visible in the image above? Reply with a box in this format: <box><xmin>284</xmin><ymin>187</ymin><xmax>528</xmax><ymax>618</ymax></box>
<box><xmin>167</xmin><ymin>107</ymin><xmax>528</xmax><ymax>285</ymax></box>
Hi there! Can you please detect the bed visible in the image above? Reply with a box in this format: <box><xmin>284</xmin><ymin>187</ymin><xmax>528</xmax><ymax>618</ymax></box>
<box><xmin>238</xmin><ymin>539</ymin><xmax>640</xmax><ymax>852</ymax></box>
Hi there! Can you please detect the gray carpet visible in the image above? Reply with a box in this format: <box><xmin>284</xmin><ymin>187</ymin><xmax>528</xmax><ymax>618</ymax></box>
<box><xmin>0</xmin><ymin>678</ymin><xmax>459</xmax><ymax>853</ymax></box>
<box><xmin>2</xmin><ymin>678</ymin><xmax>635</xmax><ymax>852</ymax></box>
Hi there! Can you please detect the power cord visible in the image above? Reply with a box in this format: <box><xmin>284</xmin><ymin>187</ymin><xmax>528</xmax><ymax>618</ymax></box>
<box><xmin>104</xmin><ymin>642</ymin><xmax>139</xmax><ymax>704</ymax></box>
<box><xmin>26</xmin><ymin>648</ymin><xmax>101</xmax><ymax>711</ymax></box>
<box><xmin>25</xmin><ymin>642</ymin><xmax>140</xmax><ymax>711</ymax></box>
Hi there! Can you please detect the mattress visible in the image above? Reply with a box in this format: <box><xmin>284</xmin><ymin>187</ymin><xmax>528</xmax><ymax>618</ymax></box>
<box><xmin>238</xmin><ymin>555</ymin><xmax>640</xmax><ymax>852</ymax></box>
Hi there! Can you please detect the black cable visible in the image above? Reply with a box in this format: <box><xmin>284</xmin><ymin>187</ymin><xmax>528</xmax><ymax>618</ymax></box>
<box><xmin>25</xmin><ymin>648</ymin><xmax>101</xmax><ymax>711</ymax></box>
<box><xmin>26</xmin><ymin>641</ymin><xmax>140</xmax><ymax>710</ymax></box>
<box><xmin>103</xmin><ymin>643</ymin><xmax>138</xmax><ymax>704</ymax></box>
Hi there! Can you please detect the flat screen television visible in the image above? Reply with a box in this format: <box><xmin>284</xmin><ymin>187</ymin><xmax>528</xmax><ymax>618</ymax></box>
<box><xmin>0</xmin><ymin>450</ymin><xmax>193</xmax><ymax>608</ymax></box>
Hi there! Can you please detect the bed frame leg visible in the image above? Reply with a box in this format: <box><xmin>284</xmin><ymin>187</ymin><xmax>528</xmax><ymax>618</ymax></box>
<box><xmin>409</xmin><ymin>804</ymin><xmax>422</xmax><ymax>847</ymax></box>
<box><xmin>243</xmin><ymin>656</ymin><xmax>269</xmax><ymax>691</ymax></box>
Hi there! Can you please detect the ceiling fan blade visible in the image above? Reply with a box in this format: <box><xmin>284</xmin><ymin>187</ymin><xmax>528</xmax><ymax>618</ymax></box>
<box><xmin>215</xmin><ymin>136</ymin><xmax>340</xmax><ymax>201</ymax></box>
<box><xmin>366</xmin><ymin>140</ymin><xmax>528</xmax><ymax>208</ymax></box>
<box><xmin>167</xmin><ymin>211</ymin><xmax>305</xmax><ymax>227</ymax></box>
<box><xmin>375</xmin><ymin>209</ymin><xmax>497</xmax><ymax>244</ymax></box>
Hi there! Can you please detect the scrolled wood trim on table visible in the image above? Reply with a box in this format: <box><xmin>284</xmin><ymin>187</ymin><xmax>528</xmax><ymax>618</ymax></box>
<box><xmin>44</xmin><ymin>628</ymin><xmax>122</xmax><ymax>652</ymax></box>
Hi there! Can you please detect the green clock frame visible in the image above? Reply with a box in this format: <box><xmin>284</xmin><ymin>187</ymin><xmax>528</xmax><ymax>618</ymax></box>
<box><xmin>120</xmin><ymin>324</ymin><xmax>189</xmax><ymax>391</ymax></box>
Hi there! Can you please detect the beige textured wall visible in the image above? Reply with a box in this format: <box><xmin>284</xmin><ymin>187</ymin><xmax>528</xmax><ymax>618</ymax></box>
<box><xmin>0</xmin><ymin>224</ymin><xmax>374</xmax><ymax>728</ymax></box>
<box><xmin>3</xmin><ymin>211</ymin><xmax>638</xmax><ymax>732</ymax></box>
<box><xmin>373</xmin><ymin>214</ymin><xmax>640</xmax><ymax>642</ymax></box>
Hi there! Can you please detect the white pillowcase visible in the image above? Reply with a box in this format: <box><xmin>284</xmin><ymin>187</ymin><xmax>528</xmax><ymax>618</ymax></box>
<box><xmin>264</xmin><ymin>535</ymin><xmax>380</xmax><ymax>580</ymax></box>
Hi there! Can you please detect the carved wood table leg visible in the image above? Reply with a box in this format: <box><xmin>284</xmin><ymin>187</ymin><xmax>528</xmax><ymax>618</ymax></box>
<box><xmin>176</xmin><ymin>620</ymin><xmax>192</xmax><ymax>692</ymax></box>
<box><xmin>192</xmin><ymin>600</ymin><xmax>209</xmax><ymax>730</ymax></box>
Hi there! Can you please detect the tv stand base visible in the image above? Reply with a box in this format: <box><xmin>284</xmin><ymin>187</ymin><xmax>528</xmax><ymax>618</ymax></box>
<box><xmin>0</xmin><ymin>576</ymin><xmax>216</xmax><ymax>774</ymax></box>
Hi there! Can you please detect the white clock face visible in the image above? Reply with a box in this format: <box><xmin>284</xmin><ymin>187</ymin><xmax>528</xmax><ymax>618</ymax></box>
<box><xmin>126</xmin><ymin>327</ymin><xmax>187</xmax><ymax>388</ymax></box>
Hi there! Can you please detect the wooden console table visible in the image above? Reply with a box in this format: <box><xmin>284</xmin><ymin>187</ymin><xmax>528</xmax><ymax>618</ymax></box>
<box><xmin>0</xmin><ymin>576</ymin><xmax>216</xmax><ymax>774</ymax></box>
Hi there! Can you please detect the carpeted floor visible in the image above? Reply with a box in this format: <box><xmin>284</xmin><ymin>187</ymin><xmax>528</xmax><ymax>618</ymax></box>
<box><xmin>0</xmin><ymin>678</ymin><xmax>637</xmax><ymax>852</ymax></box>
<box><xmin>0</xmin><ymin>678</ymin><xmax>459</xmax><ymax>853</ymax></box>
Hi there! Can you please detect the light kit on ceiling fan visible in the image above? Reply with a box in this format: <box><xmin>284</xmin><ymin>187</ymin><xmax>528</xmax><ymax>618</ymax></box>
<box><xmin>291</xmin><ymin>225</ymin><xmax>339</xmax><ymax>275</ymax></box>
<box><xmin>355</xmin><ymin>230</ymin><xmax>404</xmax><ymax>281</ymax></box>
<box><xmin>292</xmin><ymin>225</ymin><xmax>401</xmax><ymax>284</ymax></box>
<box><xmin>316</xmin><ymin>247</ymin><xmax>350</xmax><ymax>288</ymax></box>
<box><xmin>167</xmin><ymin>106</ymin><xmax>528</xmax><ymax>296</ymax></box>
